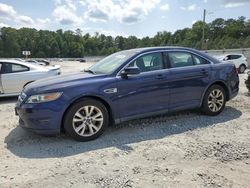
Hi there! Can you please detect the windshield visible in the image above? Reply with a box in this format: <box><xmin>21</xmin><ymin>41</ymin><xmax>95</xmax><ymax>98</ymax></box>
<box><xmin>88</xmin><ymin>50</ymin><xmax>137</xmax><ymax>74</ymax></box>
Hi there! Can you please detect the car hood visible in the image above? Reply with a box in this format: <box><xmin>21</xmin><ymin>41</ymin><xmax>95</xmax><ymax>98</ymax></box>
<box><xmin>24</xmin><ymin>72</ymin><xmax>106</xmax><ymax>94</ymax></box>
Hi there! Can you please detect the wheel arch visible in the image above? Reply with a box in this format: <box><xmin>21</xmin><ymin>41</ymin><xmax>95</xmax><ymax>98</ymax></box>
<box><xmin>239</xmin><ymin>63</ymin><xmax>247</xmax><ymax>68</ymax></box>
<box><xmin>61</xmin><ymin>94</ymin><xmax>114</xmax><ymax>133</ymax></box>
<box><xmin>200</xmin><ymin>80</ymin><xmax>230</xmax><ymax>107</ymax></box>
<box><xmin>23</xmin><ymin>81</ymin><xmax>34</xmax><ymax>88</ymax></box>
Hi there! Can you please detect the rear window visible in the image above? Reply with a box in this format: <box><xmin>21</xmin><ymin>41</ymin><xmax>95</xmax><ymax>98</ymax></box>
<box><xmin>12</xmin><ymin>64</ymin><xmax>29</xmax><ymax>72</ymax></box>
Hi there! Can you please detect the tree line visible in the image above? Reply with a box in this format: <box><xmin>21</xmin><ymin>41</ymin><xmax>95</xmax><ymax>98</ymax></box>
<box><xmin>0</xmin><ymin>16</ymin><xmax>250</xmax><ymax>58</ymax></box>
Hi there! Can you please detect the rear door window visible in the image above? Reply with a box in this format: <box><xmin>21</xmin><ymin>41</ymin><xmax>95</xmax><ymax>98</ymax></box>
<box><xmin>168</xmin><ymin>52</ymin><xmax>194</xmax><ymax>68</ymax></box>
<box><xmin>192</xmin><ymin>54</ymin><xmax>209</xmax><ymax>65</ymax></box>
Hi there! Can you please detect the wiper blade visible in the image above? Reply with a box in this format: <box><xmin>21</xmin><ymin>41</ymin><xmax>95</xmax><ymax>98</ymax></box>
<box><xmin>84</xmin><ymin>69</ymin><xmax>95</xmax><ymax>74</ymax></box>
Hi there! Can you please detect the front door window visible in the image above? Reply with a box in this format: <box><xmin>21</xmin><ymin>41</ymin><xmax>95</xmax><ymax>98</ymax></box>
<box><xmin>128</xmin><ymin>52</ymin><xmax>164</xmax><ymax>72</ymax></box>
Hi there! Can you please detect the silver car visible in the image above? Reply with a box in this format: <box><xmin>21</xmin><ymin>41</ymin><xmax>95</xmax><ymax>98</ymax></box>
<box><xmin>214</xmin><ymin>54</ymin><xmax>248</xmax><ymax>73</ymax></box>
<box><xmin>0</xmin><ymin>60</ymin><xmax>61</xmax><ymax>97</ymax></box>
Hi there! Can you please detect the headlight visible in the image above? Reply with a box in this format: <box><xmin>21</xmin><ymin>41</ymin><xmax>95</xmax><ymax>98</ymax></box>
<box><xmin>26</xmin><ymin>92</ymin><xmax>62</xmax><ymax>103</ymax></box>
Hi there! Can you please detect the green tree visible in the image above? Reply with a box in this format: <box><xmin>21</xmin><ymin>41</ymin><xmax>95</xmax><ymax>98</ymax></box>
<box><xmin>0</xmin><ymin>17</ymin><xmax>250</xmax><ymax>58</ymax></box>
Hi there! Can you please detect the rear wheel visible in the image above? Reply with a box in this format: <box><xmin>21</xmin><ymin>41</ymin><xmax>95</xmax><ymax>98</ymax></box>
<box><xmin>238</xmin><ymin>64</ymin><xmax>246</xmax><ymax>74</ymax></box>
<box><xmin>64</xmin><ymin>99</ymin><xmax>109</xmax><ymax>141</ymax></box>
<box><xmin>202</xmin><ymin>85</ymin><xmax>226</xmax><ymax>116</ymax></box>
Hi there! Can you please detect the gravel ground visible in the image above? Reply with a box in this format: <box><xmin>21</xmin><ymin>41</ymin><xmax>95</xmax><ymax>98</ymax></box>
<box><xmin>0</xmin><ymin>62</ymin><xmax>250</xmax><ymax>188</ymax></box>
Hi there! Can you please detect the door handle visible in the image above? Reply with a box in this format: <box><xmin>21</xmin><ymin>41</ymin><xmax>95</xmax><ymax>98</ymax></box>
<box><xmin>201</xmin><ymin>69</ymin><xmax>208</xmax><ymax>75</ymax></box>
<box><xmin>156</xmin><ymin>74</ymin><xmax>165</xmax><ymax>80</ymax></box>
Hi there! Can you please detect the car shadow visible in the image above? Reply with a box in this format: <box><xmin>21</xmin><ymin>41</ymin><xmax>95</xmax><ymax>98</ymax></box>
<box><xmin>0</xmin><ymin>96</ymin><xmax>18</xmax><ymax>105</ymax></box>
<box><xmin>4</xmin><ymin>106</ymin><xmax>242</xmax><ymax>159</ymax></box>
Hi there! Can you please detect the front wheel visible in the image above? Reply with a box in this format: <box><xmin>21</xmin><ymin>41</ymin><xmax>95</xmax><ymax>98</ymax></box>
<box><xmin>64</xmin><ymin>99</ymin><xmax>109</xmax><ymax>141</ymax></box>
<box><xmin>201</xmin><ymin>85</ymin><xmax>226</xmax><ymax>116</ymax></box>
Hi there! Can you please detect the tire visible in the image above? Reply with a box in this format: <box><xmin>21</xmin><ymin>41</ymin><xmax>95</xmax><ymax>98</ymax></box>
<box><xmin>201</xmin><ymin>85</ymin><xmax>226</xmax><ymax>116</ymax></box>
<box><xmin>238</xmin><ymin>64</ymin><xmax>246</xmax><ymax>74</ymax></box>
<box><xmin>63</xmin><ymin>98</ymin><xmax>109</xmax><ymax>141</ymax></box>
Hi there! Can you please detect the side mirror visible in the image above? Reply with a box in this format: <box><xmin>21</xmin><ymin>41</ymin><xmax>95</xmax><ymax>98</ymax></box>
<box><xmin>120</xmin><ymin>67</ymin><xmax>140</xmax><ymax>78</ymax></box>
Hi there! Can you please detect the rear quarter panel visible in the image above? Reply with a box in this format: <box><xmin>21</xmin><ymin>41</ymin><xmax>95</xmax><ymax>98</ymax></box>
<box><xmin>209</xmin><ymin>63</ymin><xmax>239</xmax><ymax>100</ymax></box>
<box><xmin>2</xmin><ymin>71</ymin><xmax>36</xmax><ymax>93</ymax></box>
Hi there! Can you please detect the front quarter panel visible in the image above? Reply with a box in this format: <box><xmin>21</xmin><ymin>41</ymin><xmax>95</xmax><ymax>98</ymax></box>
<box><xmin>61</xmin><ymin>77</ymin><xmax>119</xmax><ymax>120</ymax></box>
<box><xmin>18</xmin><ymin>76</ymin><xmax>119</xmax><ymax>131</ymax></box>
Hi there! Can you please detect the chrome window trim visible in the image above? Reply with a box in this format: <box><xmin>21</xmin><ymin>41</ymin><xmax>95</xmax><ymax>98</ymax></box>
<box><xmin>166</xmin><ymin>49</ymin><xmax>214</xmax><ymax>64</ymax></box>
<box><xmin>116</xmin><ymin>49</ymin><xmax>213</xmax><ymax>77</ymax></box>
<box><xmin>167</xmin><ymin>63</ymin><xmax>211</xmax><ymax>71</ymax></box>
<box><xmin>167</xmin><ymin>50</ymin><xmax>212</xmax><ymax>70</ymax></box>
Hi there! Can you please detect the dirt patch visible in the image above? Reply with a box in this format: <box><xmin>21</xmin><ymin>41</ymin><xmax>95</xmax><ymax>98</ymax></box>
<box><xmin>195</xmin><ymin>172</ymin><xmax>233</xmax><ymax>188</ymax></box>
<box><xmin>185</xmin><ymin>141</ymin><xmax>250</xmax><ymax>162</ymax></box>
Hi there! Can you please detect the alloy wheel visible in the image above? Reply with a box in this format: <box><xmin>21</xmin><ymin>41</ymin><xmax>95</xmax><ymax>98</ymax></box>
<box><xmin>207</xmin><ymin>89</ymin><xmax>224</xmax><ymax>112</ymax></box>
<box><xmin>72</xmin><ymin>105</ymin><xmax>104</xmax><ymax>137</ymax></box>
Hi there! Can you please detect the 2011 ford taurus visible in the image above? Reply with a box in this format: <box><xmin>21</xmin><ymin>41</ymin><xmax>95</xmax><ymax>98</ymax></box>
<box><xmin>15</xmin><ymin>47</ymin><xmax>239</xmax><ymax>141</ymax></box>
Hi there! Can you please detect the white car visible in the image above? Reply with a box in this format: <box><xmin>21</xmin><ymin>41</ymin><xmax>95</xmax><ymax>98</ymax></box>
<box><xmin>26</xmin><ymin>59</ymin><xmax>47</xmax><ymax>66</ymax></box>
<box><xmin>0</xmin><ymin>60</ymin><xmax>61</xmax><ymax>97</ymax></box>
<box><xmin>214</xmin><ymin>54</ymin><xmax>248</xmax><ymax>73</ymax></box>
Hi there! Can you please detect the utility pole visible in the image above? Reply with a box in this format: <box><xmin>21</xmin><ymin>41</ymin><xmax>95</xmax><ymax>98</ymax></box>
<box><xmin>202</xmin><ymin>9</ymin><xmax>206</xmax><ymax>50</ymax></box>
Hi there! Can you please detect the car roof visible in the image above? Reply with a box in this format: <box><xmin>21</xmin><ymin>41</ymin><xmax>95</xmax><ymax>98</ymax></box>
<box><xmin>122</xmin><ymin>46</ymin><xmax>191</xmax><ymax>53</ymax></box>
<box><xmin>121</xmin><ymin>46</ymin><xmax>213</xmax><ymax>57</ymax></box>
<box><xmin>121</xmin><ymin>46</ymin><xmax>220</xmax><ymax>64</ymax></box>
<box><xmin>0</xmin><ymin>59</ymin><xmax>46</xmax><ymax>69</ymax></box>
<box><xmin>218</xmin><ymin>54</ymin><xmax>244</xmax><ymax>56</ymax></box>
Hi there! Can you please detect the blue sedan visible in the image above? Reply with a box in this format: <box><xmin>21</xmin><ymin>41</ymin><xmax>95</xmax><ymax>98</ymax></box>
<box><xmin>15</xmin><ymin>47</ymin><xmax>239</xmax><ymax>141</ymax></box>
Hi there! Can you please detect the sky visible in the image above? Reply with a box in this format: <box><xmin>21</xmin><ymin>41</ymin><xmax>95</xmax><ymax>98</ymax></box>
<box><xmin>0</xmin><ymin>0</ymin><xmax>250</xmax><ymax>38</ymax></box>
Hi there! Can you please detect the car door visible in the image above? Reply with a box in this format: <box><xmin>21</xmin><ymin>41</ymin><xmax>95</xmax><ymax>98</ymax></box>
<box><xmin>166</xmin><ymin>51</ymin><xmax>211</xmax><ymax>111</ymax></box>
<box><xmin>1</xmin><ymin>62</ymin><xmax>30</xmax><ymax>94</ymax></box>
<box><xmin>116</xmin><ymin>52</ymin><xmax>170</xmax><ymax>119</ymax></box>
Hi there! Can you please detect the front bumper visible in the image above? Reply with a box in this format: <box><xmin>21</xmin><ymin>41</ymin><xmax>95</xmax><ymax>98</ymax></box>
<box><xmin>15</xmin><ymin>99</ymin><xmax>65</xmax><ymax>135</ymax></box>
<box><xmin>18</xmin><ymin>118</ymin><xmax>60</xmax><ymax>135</ymax></box>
